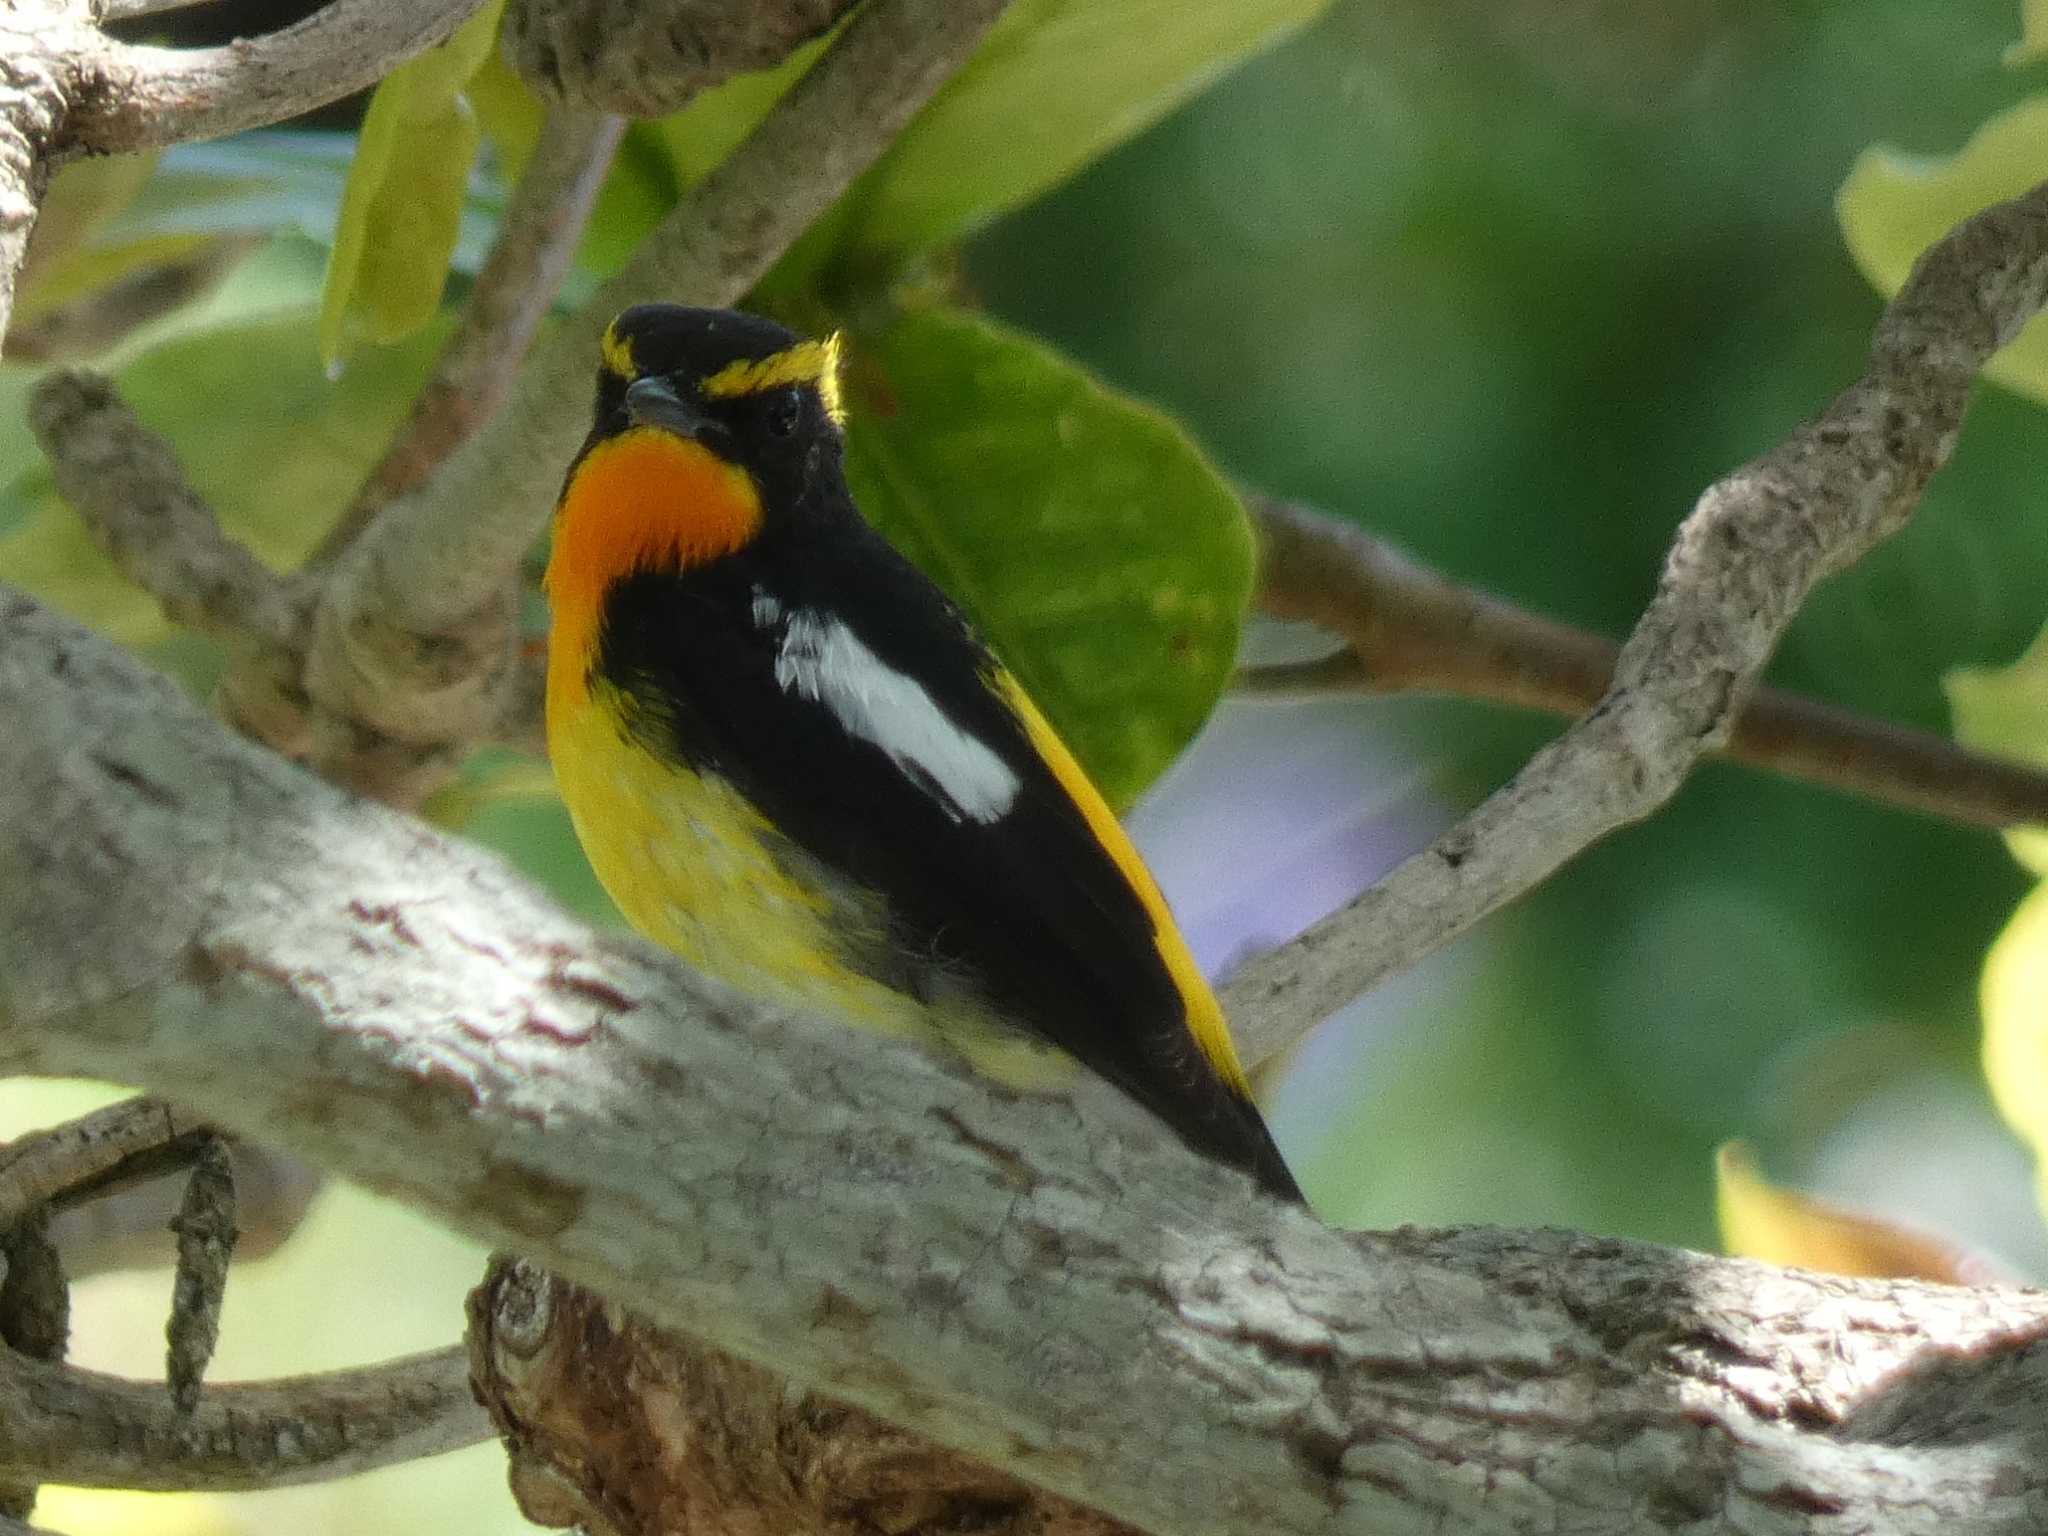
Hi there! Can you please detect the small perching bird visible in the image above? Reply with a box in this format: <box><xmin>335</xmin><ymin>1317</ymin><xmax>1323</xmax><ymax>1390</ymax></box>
<box><xmin>544</xmin><ymin>304</ymin><xmax>1300</xmax><ymax>1202</ymax></box>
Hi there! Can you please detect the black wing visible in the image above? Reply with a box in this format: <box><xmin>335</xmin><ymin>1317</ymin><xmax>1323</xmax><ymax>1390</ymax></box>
<box><xmin>595</xmin><ymin>519</ymin><xmax>1298</xmax><ymax>1199</ymax></box>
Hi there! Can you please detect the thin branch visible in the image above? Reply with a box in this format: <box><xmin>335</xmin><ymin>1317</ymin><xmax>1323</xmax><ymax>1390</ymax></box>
<box><xmin>165</xmin><ymin>1136</ymin><xmax>235</xmax><ymax>1412</ymax></box>
<box><xmin>5</xmin><ymin>588</ymin><xmax>2048</xmax><ymax>1535</ymax></box>
<box><xmin>0</xmin><ymin>1098</ymin><xmax>206</xmax><ymax>1231</ymax></box>
<box><xmin>1244</xmin><ymin>497</ymin><xmax>2048</xmax><ymax>833</ymax></box>
<box><xmin>1221</xmin><ymin>177</ymin><xmax>2048</xmax><ymax>1066</ymax></box>
<box><xmin>0</xmin><ymin>4</ymin><xmax>81</xmax><ymax>351</ymax></box>
<box><xmin>91</xmin><ymin>0</ymin><xmax>216</xmax><ymax>18</ymax></box>
<box><xmin>61</xmin><ymin>0</ymin><xmax>492</xmax><ymax>155</ymax></box>
<box><xmin>0</xmin><ymin>1341</ymin><xmax>488</xmax><ymax>1491</ymax></box>
<box><xmin>303</xmin><ymin>0</ymin><xmax>1014</xmax><ymax>778</ymax></box>
<box><xmin>28</xmin><ymin>371</ymin><xmax>303</xmax><ymax>649</ymax></box>
<box><xmin>310</xmin><ymin>107</ymin><xmax>625</xmax><ymax>569</ymax></box>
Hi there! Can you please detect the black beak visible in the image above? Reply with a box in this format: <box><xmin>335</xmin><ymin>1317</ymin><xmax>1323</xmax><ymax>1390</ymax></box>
<box><xmin>625</xmin><ymin>376</ymin><xmax>718</xmax><ymax>441</ymax></box>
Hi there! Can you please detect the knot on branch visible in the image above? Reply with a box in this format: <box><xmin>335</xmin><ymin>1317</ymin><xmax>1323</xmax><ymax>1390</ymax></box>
<box><xmin>502</xmin><ymin>0</ymin><xmax>857</xmax><ymax>116</ymax></box>
<box><xmin>466</xmin><ymin>1258</ymin><xmax>1136</xmax><ymax>1536</ymax></box>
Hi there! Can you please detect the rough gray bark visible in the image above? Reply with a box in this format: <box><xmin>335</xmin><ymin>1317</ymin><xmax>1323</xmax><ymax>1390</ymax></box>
<box><xmin>4</xmin><ymin>587</ymin><xmax>2046</xmax><ymax>1536</ymax></box>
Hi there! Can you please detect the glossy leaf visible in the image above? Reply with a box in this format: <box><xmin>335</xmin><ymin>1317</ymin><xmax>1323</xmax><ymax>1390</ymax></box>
<box><xmin>1945</xmin><ymin>632</ymin><xmax>2048</xmax><ymax>873</ymax></box>
<box><xmin>0</xmin><ymin>307</ymin><xmax>446</xmax><ymax>647</ymax></box>
<box><xmin>1838</xmin><ymin>96</ymin><xmax>2048</xmax><ymax>404</ymax></box>
<box><xmin>1714</xmin><ymin>1142</ymin><xmax>1998</xmax><ymax>1282</ymax></box>
<box><xmin>821</xmin><ymin>0</ymin><xmax>1329</xmax><ymax>270</ymax></box>
<box><xmin>840</xmin><ymin>305</ymin><xmax>1252</xmax><ymax>808</ymax></box>
<box><xmin>318</xmin><ymin>0</ymin><xmax>503</xmax><ymax>365</ymax></box>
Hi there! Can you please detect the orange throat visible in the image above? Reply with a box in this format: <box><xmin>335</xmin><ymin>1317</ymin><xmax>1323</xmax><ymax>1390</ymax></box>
<box><xmin>544</xmin><ymin>427</ymin><xmax>765</xmax><ymax>691</ymax></box>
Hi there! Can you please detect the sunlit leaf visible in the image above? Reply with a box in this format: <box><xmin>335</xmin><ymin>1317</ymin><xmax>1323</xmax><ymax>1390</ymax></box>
<box><xmin>1946</xmin><ymin>631</ymin><xmax>2048</xmax><ymax>873</ymax></box>
<box><xmin>644</xmin><ymin>31</ymin><xmax>833</xmax><ymax>189</ymax></box>
<box><xmin>318</xmin><ymin>0</ymin><xmax>503</xmax><ymax>365</ymax></box>
<box><xmin>818</xmin><ymin>0</ymin><xmax>1329</xmax><ymax>274</ymax></box>
<box><xmin>840</xmin><ymin>304</ymin><xmax>1252</xmax><ymax>808</ymax></box>
<box><xmin>2008</xmin><ymin>0</ymin><xmax>2048</xmax><ymax>65</ymax></box>
<box><xmin>1838</xmin><ymin>96</ymin><xmax>2048</xmax><ymax>403</ymax></box>
<box><xmin>1</xmin><ymin>308</ymin><xmax>447</xmax><ymax>647</ymax></box>
<box><xmin>1982</xmin><ymin>882</ymin><xmax>2048</xmax><ymax>1219</ymax></box>
<box><xmin>1714</xmin><ymin>1142</ymin><xmax>2000</xmax><ymax>1282</ymax></box>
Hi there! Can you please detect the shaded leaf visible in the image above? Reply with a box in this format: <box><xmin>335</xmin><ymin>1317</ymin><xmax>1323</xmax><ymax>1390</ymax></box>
<box><xmin>1714</xmin><ymin>1142</ymin><xmax>2002</xmax><ymax>1282</ymax></box>
<box><xmin>1</xmin><ymin>307</ymin><xmax>447</xmax><ymax>647</ymax></box>
<box><xmin>1838</xmin><ymin>97</ymin><xmax>2048</xmax><ymax>403</ymax></box>
<box><xmin>841</xmin><ymin>305</ymin><xmax>1251</xmax><ymax>808</ymax></box>
<box><xmin>819</xmin><ymin>0</ymin><xmax>1329</xmax><ymax>274</ymax></box>
<box><xmin>15</xmin><ymin>151</ymin><xmax>162</xmax><ymax>319</ymax></box>
<box><xmin>318</xmin><ymin>1</ymin><xmax>503</xmax><ymax>364</ymax></box>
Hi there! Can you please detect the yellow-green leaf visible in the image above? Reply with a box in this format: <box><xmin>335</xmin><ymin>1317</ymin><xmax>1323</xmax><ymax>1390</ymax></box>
<box><xmin>318</xmin><ymin>0</ymin><xmax>503</xmax><ymax>365</ymax></box>
<box><xmin>2</xmin><ymin>307</ymin><xmax>447</xmax><ymax>647</ymax></box>
<box><xmin>2009</xmin><ymin>0</ymin><xmax>2048</xmax><ymax>65</ymax></box>
<box><xmin>825</xmin><ymin>0</ymin><xmax>1329</xmax><ymax>269</ymax></box>
<box><xmin>1838</xmin><ymin>96</ymin><xmax>2048</xmax><ymax>404</ymax></box>
<box><xmin>1714</xmin><ymin>1142</ymin><xmax>1997</xmax><ymax>1282</ymax></box>
<box><xmin>1983</xmin><ymin>882</ymin><xmax>2048</xmax><ymax>1217</ymax></box>
<box><xmin>840</xmin><ymin>305</ymin><xmax>1252</xmax><ymax>808</ymax></box>
<box><xmin>1946</xmin><ymin>629</ymin><xmax>2048</xmax><ymax>873</ymax></box>
<box><xmin>14</xmin><ymin>151</ymin><xmax>161</xmax><ymax>321</ymax></box>
<box><xmin>643</xmin><ymin>31</ymin><xmax>834</xmax><ymax>190</ymax></box>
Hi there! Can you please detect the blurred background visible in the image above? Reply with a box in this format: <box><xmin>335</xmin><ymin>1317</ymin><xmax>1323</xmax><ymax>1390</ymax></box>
<box><xmin>8</xmin><ymin>0</ymin><xmax>2048</xmax><ymax>1531</ymax></box>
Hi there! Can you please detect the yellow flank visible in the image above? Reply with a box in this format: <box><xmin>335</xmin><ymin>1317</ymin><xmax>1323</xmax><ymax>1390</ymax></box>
<box><xmin>701</xmin><ymin>336</ymin><xmax>845</xmax><ymax>424</ymax></box>
<box><xmin>545</xmin><ymin>589</ymin><xmax>1073</xmax><ymax>1087</ymax></box>
<box><xmin>991</xmin><ymin>671</ymin><xmax>1254</xmax><ymax>1099</ymax></box>
<box><xmin>545</xmin><ymin>428</ymin><xmax>764</xmax><ymax>671</ymax></box>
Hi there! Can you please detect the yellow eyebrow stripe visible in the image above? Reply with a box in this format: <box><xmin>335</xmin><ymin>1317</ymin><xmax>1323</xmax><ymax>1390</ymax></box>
<box><xmin>701</xmin><ymin>336</ymin><xmax>846</xmax><ymax>424</ymax></box>
<box><xmin>600</xmin><ymin>322</ymin><xmax>635</xmax><ymax>378</ymax></box>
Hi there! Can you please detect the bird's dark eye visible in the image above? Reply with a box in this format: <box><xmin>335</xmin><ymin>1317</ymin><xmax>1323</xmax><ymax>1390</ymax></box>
<box><xmin>766</xmin><ymin>389</ymin><xmax>802</xmax><ymax>437</ymax></box>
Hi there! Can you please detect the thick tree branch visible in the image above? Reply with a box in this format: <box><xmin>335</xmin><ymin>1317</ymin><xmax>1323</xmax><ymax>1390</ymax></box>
<box><xmin>60</xmin><ymin>0</ymin><xmax>492</xmax><ymax>155</ymax></box>
<box><xmin>303</xmin><ymin>0</ymin><xmax>1013</xmax><ymax>783</ymax></box>
<box><xmin>1222</xmin><ymin>177</ymin><xmax>2048</xmax><ymax>1065</ymax></box>
<box><xmin>4</xmin><ymin>589</ymin><xmax>2047</xmax><ymax>1535</ymax></box>
<box><xmin>1245</xmin><ymin>497</ymin><xmax>2048</xmax><ymax>833</ymax></box>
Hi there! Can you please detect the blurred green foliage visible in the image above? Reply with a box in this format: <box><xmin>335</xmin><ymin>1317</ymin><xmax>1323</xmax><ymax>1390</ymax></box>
<box><xmin>975</xmin><ymin>0</ymin><xmax>2048</xmax><ymax>1254</ymax></box>
<box><xmin>8</xmin><ymin>3</ymin><xmax>2048</xmax><ymax>1528</ymax></box>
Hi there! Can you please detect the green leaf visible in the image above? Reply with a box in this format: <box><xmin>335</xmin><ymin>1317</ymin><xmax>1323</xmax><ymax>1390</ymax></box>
<box><xmin>1838</xmin><ymin>96</ymin><xmax>2048</xmax><ymax>404</ymax></box>
<box><xmin>2009</xmin><ymin>0</ymin><xmax>2048</xmax><ymax>65</ymax></box>
<box><xmin>318</xmin><ymin>0</ymin><xmax>504</xmax><ymax>365</ymax></box>
<box><xmin>1945</xmin><ymin>630</ymin><xmax>2048</xmax><ymax>872</ymax></box>
<box><xmin>1983</xmin><ymin>881</ymin><xmax>2048</xmax><ymax>1217</ymax></box>
<box><xmin>0</xmin><ymin>306</ymin><xmax>447</xmax><ymax>647</ymax></box>
<box><xmin>643</xmin><ymin>31</ymin><xmax>833</xmax><ymax>189</ymax></box>
<box><xmin>14</xmin><ymin>151</ymin><xmax>162</xmax><ymax>319</ymax></box>
<box><xmin>822</xmin><ymin>0</ymin><xmax>1329</xmax><ymax>271</ymax></box>
<box><xmin>840</xmin><ymin>305</ymin><xmax>1252</xmax><ymax>808</ymax></box>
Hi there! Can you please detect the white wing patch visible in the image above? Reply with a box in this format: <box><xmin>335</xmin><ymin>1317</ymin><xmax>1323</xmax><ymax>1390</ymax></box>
<box><xmin>774</xmin><ymin>608</ymin><xmax>1020</xmax><ymax>824</ymax></box>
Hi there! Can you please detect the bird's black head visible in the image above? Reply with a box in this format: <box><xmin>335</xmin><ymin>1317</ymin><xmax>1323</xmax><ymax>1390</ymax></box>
<box><xmin>588</xmin><ymin>304</ymin><xmax>845</xmax><ymax>515</ymax></box>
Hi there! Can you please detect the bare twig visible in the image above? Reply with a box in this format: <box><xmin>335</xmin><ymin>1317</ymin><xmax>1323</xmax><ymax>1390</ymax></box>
<box><xmin>165</xmin><ymin>1136</ymin><xmax>235</xmax><ymax>1413</ymax></box>
<box><xmin>0</xmin><ymin>1098</ymin><xmax>204</xmax><ymax>1231</ymax></box>
<box><xmin>6</xmin><ymin>588</ymin><xmax>2048</xmax><ymax>1535</ymax></box>
<box><xmin>62</xmin><ymin>0</ymin><xmax>492</xmax><ymax>154</ymax></box>
<box><xmin>304</xmin><ymin>0</ymin><xmax>1015</xmax><ymax>789</ymax></box>
<box><xmin>29</xmin><ymin>370</ymin><xmax>304</xmax><ymax>649</ymax></box>
<box><xmin>0</xmin><ymin>1340</ymin><xmax>488</xmax><ymax>1491</ymax></box>
<box><xmin>1221</xmin><ymin>178</ymin><xmax>2048</xmax><ymax>1065</ymax></box>
<box><xmin>0</xmin><ymin>1212</ymin><xmax>67</xmax><ymax>1522</ymax></box>
<box><xmin>1244</xmin><ymin>497</ymin><xmax>2048</xmax><ymax>833</ymax></box>
<box><xmin>311</xmin><ymin>107</ymin><xmax>625</xmax><ymax>569</ymax></box>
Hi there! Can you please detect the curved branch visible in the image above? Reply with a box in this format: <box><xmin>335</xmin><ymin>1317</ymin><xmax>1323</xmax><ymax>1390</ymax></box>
<box><xmin>62</xmin><ymin>0</ymin><xmax>493</xmax><ymax>154</ymax></box>
<box><xmin>1222</xmin><ymin>176</ymin><xmax>2048</xmax><ymax>1064</ymax></box>
<box><xmin>0</xmin><ymin>1342</ymin><xmax>487</xmax><ymax>1491</ymax></box>
<box><xmin>1244</xmin><ymin>497</ymin><xmax>2048</xmax><ymax>834</ymax></box>
<box><xmin>4</xmin><ymin>588</ymin><xmax>2047</xmax><ymax>1534</ymax></box>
